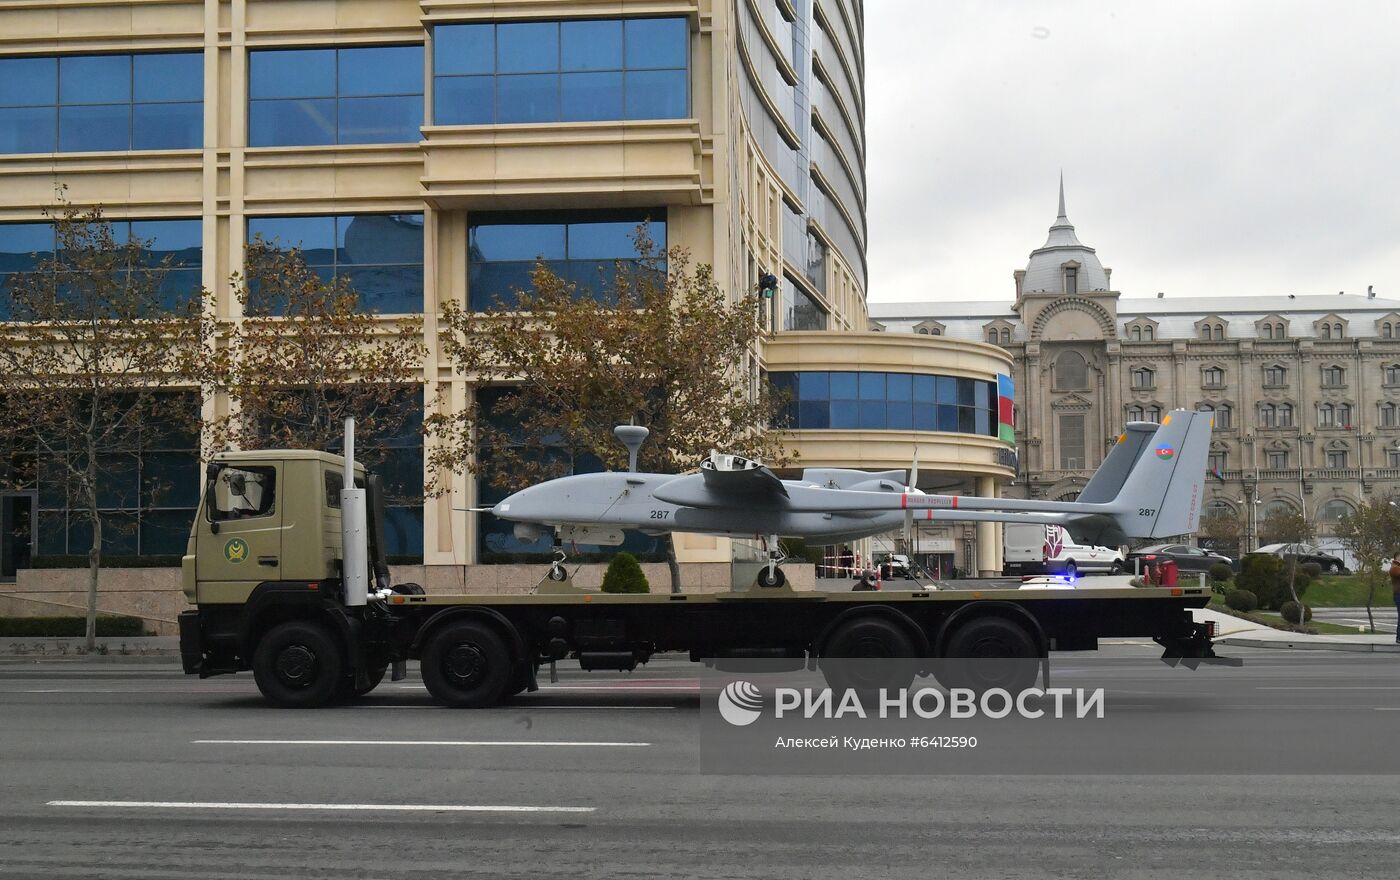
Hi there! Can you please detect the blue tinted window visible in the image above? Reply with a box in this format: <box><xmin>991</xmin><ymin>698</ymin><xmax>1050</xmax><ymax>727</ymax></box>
<box><xmin>471</xmin><ymin>224</ymin><xmax>565</xmax><ymax>261</ymax></box>
<box><xmin>247</xmin><ymin>214</ymin><xmax>423</xmax><ymax>314</ymax></box>
<box><xmin>134</xmin><ymin>53</ymin><xmax>203</xmax><ymax>102</ymax></box>
<box><xmin>769</xmin><ymin>372</ymin><xmax>1002</xmax><ymax>438</ymax></box>
<box><xmin>433</xmin><ymin>17</ymin><xmax>687</xmax><ymax>125</ymax></box>
<box><xmin>829</xmin><ymin>372</ymin><xmax>858</xmax><ymax>399</ymax></box>
<box><xmin>625</xmin><ymin>18</ymin><xmax>688</xmax><ymax>69</ymax></box>
<box><xmin>561</xmin><ymin>72</ymin><xmax>623</xmax><ymax>121</ymax></box>
<box><xmin>59</xmin><ymin>104</ymin><xmax>131</xmax><ymax>151</ymax></box>
<box><xmin>498</xmin><ymin>22</ymin><xmax>559</xmax><ymax>73</ymax></box>
<box><xmin>826</xmin><ymin>401</ymin><xmax>855</xmax><ymax>428</ymax></box>
<box><xmin>0</xmin><ymin>58</ymin><xmax>56</xmax><ymax>106</ymax></box>
<box><xmin>339</xmin><ymin>46</ymin><xmax>423</xmax><ymax>97</ymax></box>
<box><xmin>0</xmin><ymin>52</ymin><xmax>202</xmax><ymax>155</ymax></box>
<box><xmin>936</xmin><ymin>376</ymin><xmax>956</xmax><ymax>404</ymax></box>
<box><xmin>60</xmin><ymin>55</ymin><xmax>131</xmax><ymax>104</ymax></box>
<box><xmin>797</xmin><ymin>371</ymin><xmax>828</xmax><ymax>400</ymax></box>
<box><xmin>435</xmin><ymin>24</ymin><xmax>494</xmax><ymax>75</ymax></box>
<box><xmin>568</xmin><ymin>220</ymin><xmax>640</xmax><ymax>259</ymax></box>
<box><xmin>496</xmin><ymin>74</ymin><xmax>559</xmax><ymax>123</ymax></box>
<box><xmin>859</xmin><ymin>373</ymin><xmax>885</xmax><ymax>400</ymax></box>
<box><xmin>562</xmin><ymin>21</ymin><xmax>622</xmax><ymax>71</ymax></box>
<box><xmin>249</xmin><ymin>46</ymin><xmax>423</xmax><ymax>146</ymax></box>
<box><xmin>249</xmin><ymin>49</ymin><xmax>336</xmax><ymax>98</ymax></box>
<box><xmin>957</xmin><ymin>378</ymin><xmax>976</xmax><ymax>406</ymax></box>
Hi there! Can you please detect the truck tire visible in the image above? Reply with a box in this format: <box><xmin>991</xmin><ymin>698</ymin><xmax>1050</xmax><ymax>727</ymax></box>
<box><xmin>1063</xmin><ymin>560</ymin><xmax>1078</xmax><ymax>578</ymax></box>
<box><xmin>252</xmin><ymin>620</ymin><xmax>345</xmax><ymax>709</ymax></box>
<box><xmin>936</xmin><ymin>617</ymin><xmax>1040</xmax><ymax>695</ymax></box>
<box><xmin>340</xmin><ymin>663</ymin><xmax>388</xmax><ymax>700</ymax></box>
<box><xmin>820</xmin><ymin>616</ymin><xmax>917</xmax><ymax>695</ymax></box>
<box><xmin>421</xmin><ymin>620</ymin><xmax>513</xmax><ymax>708</ymax></box>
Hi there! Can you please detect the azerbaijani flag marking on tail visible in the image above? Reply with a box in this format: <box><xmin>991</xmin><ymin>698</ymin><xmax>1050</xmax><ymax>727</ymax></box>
<box><xmin>1155</xmin><ymin>444</ymin><xmax>1176</xmax><ymax>460</ymax></box>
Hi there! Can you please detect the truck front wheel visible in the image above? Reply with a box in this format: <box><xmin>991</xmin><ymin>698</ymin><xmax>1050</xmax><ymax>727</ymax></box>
<box><xmin>252</xmin><ymin>621</ymin><xmax>345</xmax><ymax>708</ymax></box>
<box><xmin>421</xmin><ymin>620</ymin><xmax>512</xmax><ymax>708</ymax></box>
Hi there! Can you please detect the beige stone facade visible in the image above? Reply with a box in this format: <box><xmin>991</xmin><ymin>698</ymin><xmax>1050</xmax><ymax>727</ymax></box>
<box><xmin>874</xmin><ymin>187</ymin><xmax>1400</xmax><ymax>555</ymax></box>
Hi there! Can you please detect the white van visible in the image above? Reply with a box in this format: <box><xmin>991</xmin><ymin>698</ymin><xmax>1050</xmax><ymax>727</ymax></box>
<box><xmin>1002</xmin><ymin>523</ymin><xmax>1125</xmax><ymax>576</ymax></box>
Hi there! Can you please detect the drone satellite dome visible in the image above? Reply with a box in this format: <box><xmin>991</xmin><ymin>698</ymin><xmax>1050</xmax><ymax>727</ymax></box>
<box><xmin>614</xmin><ymin>425</ymin><xmax>650</xmax><ymax>472</ymax></box>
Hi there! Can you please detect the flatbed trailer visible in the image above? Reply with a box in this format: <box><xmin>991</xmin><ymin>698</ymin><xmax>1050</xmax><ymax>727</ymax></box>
<box><xmin>177</xmin><ymin>437</ymin><xmax>1234</xmax><ymax>708</ymax></box>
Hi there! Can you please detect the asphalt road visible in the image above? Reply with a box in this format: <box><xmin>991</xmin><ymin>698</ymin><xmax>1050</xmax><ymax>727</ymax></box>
<box><xmin>1312</xmin><ymin>606</ymin><xmax>1399</xmax><ymax>634</ymax></box>
<box><xmin>3</xmin><ymin>645</ymin><xmax>1399</xmax><ymax>880</ymax></box>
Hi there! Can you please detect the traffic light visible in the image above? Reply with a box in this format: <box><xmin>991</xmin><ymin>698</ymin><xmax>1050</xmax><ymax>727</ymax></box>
<box><xmin>757</xmin><ymin>273</ymin><xmax>778</xmax><ymax>299</ymax></box>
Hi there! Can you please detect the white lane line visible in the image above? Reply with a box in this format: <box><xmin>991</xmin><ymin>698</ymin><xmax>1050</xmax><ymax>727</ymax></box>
<box><xmin>48</xmin><ymin>800</ymin><xmax>593</xmax><ymax>813</ymax></box>
<box><xmin>1374</xmin><ymin>707</ymin><xmax>1400</xmax><ymax>711</ymax></box>
<box><xmin>355</xmin><ymin>705</ymin><xmax>676</xmax><ymax>710</ymax></box>
<box><xmin>193</xmin><ymin>739</ymin><xmax>650</xmax><ymax>747</ymax></box>
<box><xmin>1257</xmin><ymin>686</ymin><xmax>1400</xmax><ymax>691</ymax></box>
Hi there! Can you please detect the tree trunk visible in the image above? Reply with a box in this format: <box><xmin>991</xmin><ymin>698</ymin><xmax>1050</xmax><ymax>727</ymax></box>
<box><xmin>666</xmin><ymin>534</ymin><xmax>682</xmax><ymax>595</ymax></box>
<box><xmin>1365</xmin><ymin>573</ymin><xmax>1376</xmax><ymax>633</ymax></box>
<box><xmin>86</xmin><ymin>514</ymin><xmax>101</xmax><ymax>652</ymax></box>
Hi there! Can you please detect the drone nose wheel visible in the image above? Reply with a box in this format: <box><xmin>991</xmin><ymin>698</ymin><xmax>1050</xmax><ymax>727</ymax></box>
<box><xmin>756</xmin><ymin>567</ymin><xmax>786</xmax><ymax>588</ymax></box>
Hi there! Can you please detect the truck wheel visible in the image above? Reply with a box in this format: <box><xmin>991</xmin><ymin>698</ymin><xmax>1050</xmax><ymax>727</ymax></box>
<box><xmin>936</xmin><ymin>617</ymin><xmax>1040</xmax><ymax>695</ymax></box>
<box><xmin>1109</xmin><ymin>561</ymin><xmax>1124</xmax><ymax>575</ymax></box>
<box><xmin>820</xmin><ymin>616</ymin><xmax>917</xmax><ymax>695</ymax></box>
<box><xmin>1063</xmin><ymin>561</ymin><xmax>1078</xmax><ymax>578</ymax></box>
<box><xmin>344</xmin><ymin>663</ymin><xmax>388</xmax><ymax>699</ymax></box>
<box><xmin>421</xmin><ymin>620</ymin><xmax>512</xmax><ymax>708</ymax></box>
<box><xmin>252</xmin><ymin>621</ymin><xmax>345</xmax><ymax>709</ymax></box>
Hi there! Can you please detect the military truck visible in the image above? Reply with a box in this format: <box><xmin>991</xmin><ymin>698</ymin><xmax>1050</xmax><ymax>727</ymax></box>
<box><xmin>178</xmin><ymin>423</ymin><xmax>1237</xmax><ymax>709</ymax></box>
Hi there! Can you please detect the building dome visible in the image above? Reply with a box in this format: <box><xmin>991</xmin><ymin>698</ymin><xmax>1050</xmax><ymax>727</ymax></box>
<box><xmin>1021</xmin><ymin>177</ymin><xmax>1110</xmax><ymax>294</ymax></box>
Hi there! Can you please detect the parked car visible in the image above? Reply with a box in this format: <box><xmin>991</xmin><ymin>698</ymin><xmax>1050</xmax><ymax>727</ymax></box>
<box><xmin>1250</xmin><ymin>543</ymin><xmax>1349</xmax><ymax>573</ymax></box>
<box><xmin>1125</xmin><ymin>543</ymin><xmax>1235</xmax><ymax>574</ymax></box>
<box><xmin>1003</xmin><ymin>523</ymin><xmax>1125</xmax><ymax>576</ymax></box>
<box><xmin>879</xmin><ymin>553</ymin><xmax>914</xmax><ymax>580</ymax></box>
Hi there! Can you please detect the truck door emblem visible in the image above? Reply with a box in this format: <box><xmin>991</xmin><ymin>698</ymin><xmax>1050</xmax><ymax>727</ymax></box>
<box><xmin>224</xmin><ymin>538</ymin><xmax>250</xmax><ymax>563</ymax></box>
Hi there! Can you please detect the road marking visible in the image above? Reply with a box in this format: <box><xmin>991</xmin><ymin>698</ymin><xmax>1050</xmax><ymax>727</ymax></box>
<box><xmin>355</xmin><ymin>705</ymin><xmax>676</xmax><ymax>710</ymax></box>
<box><xmin>47</xmin><ymin>800</ymin><xmax>593</xmax><ymax>814</ymax></box>
<box><xmin>193</xmin><ymin>739</ymin><xmax>650</xmax><ymax>747</ymax></box>
<box><xmin>1374</xmin><ymin>707</ymin><xmax>1400</xmax><ymax>711</ymax></box>
<box><xmin>1258</xmin><ymin>686</ymin><xmax>1400</xmax><ymax>691</ymax></box>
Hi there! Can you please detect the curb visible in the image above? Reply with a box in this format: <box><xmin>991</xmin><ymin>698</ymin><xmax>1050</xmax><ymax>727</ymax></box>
<box><xmin>1218</xmin><ymin>636</ymin><xmax>1400</xmax><ymax>653</ymax></box>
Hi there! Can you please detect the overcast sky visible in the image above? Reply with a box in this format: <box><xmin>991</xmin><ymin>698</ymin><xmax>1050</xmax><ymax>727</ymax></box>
<box><xmin>864</xmin><ymin>1</ymin><xmax>1400</xmax><ymax>304</ymax></box>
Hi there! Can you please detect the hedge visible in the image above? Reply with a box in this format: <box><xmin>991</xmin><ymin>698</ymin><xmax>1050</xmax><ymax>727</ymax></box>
<box><xmin>0</xmin><ymin>616</ymin><xmax>146</xmax><ymax>637</ymax></box>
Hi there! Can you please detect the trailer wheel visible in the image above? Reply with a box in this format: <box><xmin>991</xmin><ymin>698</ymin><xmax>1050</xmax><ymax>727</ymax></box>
<box><xmin>820</xmin><ymin>616</ymin><xmax>917</xmax><ymax>695</ymax></box>
<box><xmin>252</xmin><ymin>620</ymin><xmax>345</xmax><ymax>709</ymax></box>
<box><xmin>936</xmin><ymin>617</ymin><xmax>1040</xmax><ymax>695</ymax></box>
<box><xmin>421</xmin><ymin>620</ymin><xmax>513</xmax><ymax>708</ymax></box>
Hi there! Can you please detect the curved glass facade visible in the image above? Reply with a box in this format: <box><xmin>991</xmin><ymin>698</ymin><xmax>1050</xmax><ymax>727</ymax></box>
<box><xmin>771</xmin><ymin>370</ymin><xmax>998</xmax><ymax>436</ymax></box>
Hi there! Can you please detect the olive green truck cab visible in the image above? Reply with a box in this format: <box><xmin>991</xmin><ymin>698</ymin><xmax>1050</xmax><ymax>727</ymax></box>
<box><xmin>179</xmin><ymin>446</ymin><xmax>1237</xmax><ymax>709</ymax></box>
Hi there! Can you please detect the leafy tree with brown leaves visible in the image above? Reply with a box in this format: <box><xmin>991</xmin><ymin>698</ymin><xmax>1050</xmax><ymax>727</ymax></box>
<box><xmin>203</xmin><ymin>238</ymin><xmax>426</xmax><ymax>487</ymax></box>
<box><xmin>427</xmin><ymin>231</ymin><xmax>790</xmax><ymax>590</ymax></box>
<box><xmin>0</xmin><ymin>201</ymin><xmax>208</xmax><ymax>649</ymax></box>
<box><xmin>1197</xmin><ymin>508</ymin><xmax>1242</xmax><ymax>557</ymax></box>
<box><xmin>1259</xmin><ymin>507</ymin><xmax>1316</xmax><ymax>614</ymax></box>
<box><xmin>1335</xmin><ymin>497</ymin><xmax>1400</xmax><ymax>632</ymax></box>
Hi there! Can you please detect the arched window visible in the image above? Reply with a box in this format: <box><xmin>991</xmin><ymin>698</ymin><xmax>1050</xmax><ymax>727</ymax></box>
<box><xmin>1217</xmin><ymin>404</ymin><xmax>1233</xmax><ymax>429</ymax></box>
<box><xmin>1263</xmin><ymin>324</ymin><xmax>1273</xmax><ymax>340</ymax></box>
<box><xmin>932</xmin><ymin>327</ymin><xmax>942</xmax><ymax>336</ymax></box>
<box><xmin>1384</xmin><ymin>323</ymin><xmax>1394</xmax><ymax>339</ymax></box>
<box><xmin>1278</xmin><ymin>403</ymin><xmax>1294</xmax><ymax>427</ymax></box>
<box><xmin>987</xmin><ymin>329</ymin><xmax>998</xmax><ymax>344</ymax></box>
<box><xmin>1200</xmin><ymin>325</ymin><xmax>1211</xmax><ymax>340</ymax></box>
<box><xmin>1334</xmin><ymin>323</ymin><xmax>1344</xmax><ymax>338</ymax></box>
<box><xmin>1146</xmin><ymin>405</ymin><xmax>1162</xmax><ymax>422</ymax></box>
<box><xmin>1321</xmin><ymin>323</ymin><xmax>1332</xmax><ymax>339</ymax></box>
<box><xmin>1321</xmin><ymin>499</ymin><xmax>1355</xmax><ymax>523</ymax></box>
<box><xmin>917</xmin><ymin>327</ymin><xmax>930</xmax><ymax>335</ymax></box>
<box><xmin>1213</xmin><ymin>324</ymin><xmax>1225</xmax><ymax>340</ymax></box>
<box><xmin>1263</xmin><ymin>499</ymin><xmax>1296</xmax><ymax>518</ymax></box>
<box><xmin>1055</xmin><ymin>350</ymin><xmax>1089</xmax><ymax>391</ymax></box>
<box><xmin>1144</xmin><ymin>325</ymin><xmax>1154</xmax><ymax>341</ymax></box>
<box><xmin>1318</xmin><ymin>403</ymin><xmax>1334</xmax><ymax>427</ymax></box>
<box><xmin>1129</xmin><ymin>325</ymin><xmax>1141</xmax><ymax>342</ymax></box>
<box><xmin>1264</xmin><ymin>364</ymin><xmax>1287</xmax><ymax>386</ymax></box>
<box><xmin>1202</xmin><ymin>366</ymin><xmax>1224</xmax><ymax>387</ymax></box>
<box><xmin>1385</xmin><ymin>364</ymin><xmax>1400</xmax><ymax>385</ymax></box>
<box><xmin>1000</xmin><ymin>328</ymin><xmax>1010</xmax><ymax>344</ymax></box>
<box><xmin>1338</xmin><ymin>403</ymin><xmax>1352</xmax><ymax>427</ymax></box>
<box><xmin>1321</xmin><ymin>365</ymin><xmax>1345</xmax><ymax>386</ymax></box>
<box><xmin>1131</xmin><ymin>367</ymin><xmax>1154</xmax><ymax>389</ymax></box>
<box><xmin>1206</xmin><ymin>499</ymin><xmax>1235</xmax><ymax>517</ymax></box>
<box><xmin>1381</xmin><ymin>402</ymin><xmax>1398</xmax><ymax>427</ymax></box>
<box><xmin>1127</xmin><ymin>406</ymin><xmax>1144</xmax><ymax>421</ymax></box>
<box><xmin>1260</xmin><ymin>404</ymin><xmax>1276</xmax><ymax>428</ymax></box>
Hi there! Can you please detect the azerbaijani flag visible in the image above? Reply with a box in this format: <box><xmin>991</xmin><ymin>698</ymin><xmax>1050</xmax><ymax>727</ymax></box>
<box><xmin>997</xmin><ymin>373</ymin><xmax>1016</xmax><ymax>445</ymax></box>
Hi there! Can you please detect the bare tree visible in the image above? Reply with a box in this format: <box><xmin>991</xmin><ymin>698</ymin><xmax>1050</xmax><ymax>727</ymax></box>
<box><xmin>0</xmin><ymin>201</ymin><xmax>208</xmax><ymax>649</ymax></box>
<box><xmin>427</xmin><ymin>230</ymin><xmax>791</xmax><ymax>591</ymax></box>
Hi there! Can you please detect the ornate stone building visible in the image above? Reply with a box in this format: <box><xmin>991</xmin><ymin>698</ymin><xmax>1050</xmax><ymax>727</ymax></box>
<box><xmin>873</xmin><ymin>181</ymin><xmax>1400</xmax><ymax>552</ymax></box>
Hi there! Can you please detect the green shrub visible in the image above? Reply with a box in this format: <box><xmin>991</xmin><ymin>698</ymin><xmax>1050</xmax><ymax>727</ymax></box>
<box><xmin>0</xmin><ymin>616</ymin><xmax>146</xmax><ymax>637</ymax></box>
<box><xmin>601</xmin><ymin>552</ymin><xmax>650</xmax><ymax>594</ymax></box>
<box><xmin>1238</xmin><ymin>555</ymin><xmax>1284</xmax><ymax>609</ymax></box>
<box><xmin>1208</xmin><ymin>562</ymin><xmax>1233</xmax><ymax>584</ymax></box>
<box><xmin>1279</xmin><ymin>601</ymin><xmax>1313</xmax><ymax>625</ymax></box>
<box><xmin>1300</xmin><ymin>561</ymin><xmax>1323</xmax><ymax>580</ymax></box>
<box><xmin>1225</xmin><ymin>589</ymin><xmax>1258</xmax><ymax>612</ymax></box>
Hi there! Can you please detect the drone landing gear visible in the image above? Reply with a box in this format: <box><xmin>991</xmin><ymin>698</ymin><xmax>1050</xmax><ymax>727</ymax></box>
<box><xmin>536</xmin><ymin>545</ymin><xmax>586</xmax><ymax>595</ymax></box>
<box><xmin>752</xmin><ymin>534</ymin><xmax>789</xmax><ymax>590</ymax></box>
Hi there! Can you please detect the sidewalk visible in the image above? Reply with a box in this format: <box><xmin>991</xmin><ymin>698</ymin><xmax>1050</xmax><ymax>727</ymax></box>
<box><xmin>0</xmin><ymin>635</ymin><xmax>180</xmax><ymax>661</ymax></box>
<box><xmin>1194</xmin><ymin>608</ymin><xmax>1400</xmax><ymax>653</ymax></box>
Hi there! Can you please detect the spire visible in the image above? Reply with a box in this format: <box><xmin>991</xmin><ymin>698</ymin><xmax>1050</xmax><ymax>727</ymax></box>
<box><xmin>1057</xmin><ymin>171</ymin><xmax>1067</xmax><ymax>222</ymax></box>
